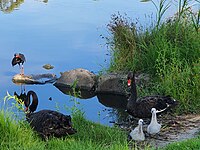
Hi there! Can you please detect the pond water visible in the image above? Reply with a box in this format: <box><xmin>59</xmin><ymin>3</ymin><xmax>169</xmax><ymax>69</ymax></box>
<box><xmin>0</xmin><ymin>0</ymin><xmax>177</xmax><ymax>125</ymax></box>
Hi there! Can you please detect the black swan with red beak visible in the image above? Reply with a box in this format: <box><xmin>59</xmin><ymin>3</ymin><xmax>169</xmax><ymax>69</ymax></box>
<box><xmin>126</xmin><ymin>72</ymin><xmax>178</xmax><ymax>118</ymax></box>
<box><xmin>25</xmin><ymin>90</ymin><xmax>77</xmax><ymax>140</ymax></box>
<box><xmin>11</xmin><ymin>53</ymin><xmax>26</xmax><ymax>75</ymax></box>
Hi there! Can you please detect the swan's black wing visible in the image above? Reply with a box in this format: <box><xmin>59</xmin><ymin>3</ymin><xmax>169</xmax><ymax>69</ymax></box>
<box><xmin>11</xmin><ymin>53</ymin><xmax>25</xmax><ymax>66</ymax></box>
<box><xmin>27</xmin><ymin>110</ymin><xmax>76</xmax><ymax>140</ymax></box>
<box><xmin>127</xmin><ymin>95</ymin><xmax>177</xmax><ymax>118</ymax></box>
<box><xmin>138</xmin><ymin>95</ymin><xmax>168</xmax><ymax>110</ymax></box>
<box><xmin>19</xmin><ymin>53</ymin><xmax>26</xmax><ymax>63</ymax></box>
<box><xmin>11</xmin><ymin>57</ymin><xmax>18</xmax><ymax>66</ymax></box>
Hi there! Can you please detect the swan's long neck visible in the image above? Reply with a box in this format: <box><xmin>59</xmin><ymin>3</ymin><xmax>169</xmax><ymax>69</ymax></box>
<box><xmin>26</xmin><ymin>91</ymin><xmax>38</xmax><ymax>113</ymax></box>
<box><xmin>129</xmin><ymin>74</ymin><xmax>137</xmax><ymax>105</ymax></box>
<box><xmin>138</xmin><ymin>124</ymin><xmax>143</xmax><ymax>134</ymax></box>
<box><xmin>151</xmin><ymin>112</ymin><xmax>158</xmax><ymax>123</ymax></box>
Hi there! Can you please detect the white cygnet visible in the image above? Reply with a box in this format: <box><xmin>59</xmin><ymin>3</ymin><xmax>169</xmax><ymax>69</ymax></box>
<box><xmin>130</xmin><ymin>119</ymin><xmax>145</xmax><ymax>141</ymax></box>
<box><xmin>147</xmin><ymin>108</ymin><xmax>161</xmax><ymax>135</ymax></box>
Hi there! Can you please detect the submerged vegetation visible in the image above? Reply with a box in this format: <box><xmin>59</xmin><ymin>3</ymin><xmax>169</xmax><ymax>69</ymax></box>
<box><xmin>106</xmin><ymin>0</ymin><xmax>200</xmax><ymax>114</ymax></box>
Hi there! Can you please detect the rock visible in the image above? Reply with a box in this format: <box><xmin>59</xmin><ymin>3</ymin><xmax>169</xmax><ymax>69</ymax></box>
<box><xmin>96</xmin><ymin>73</ymin><xmax>128</xmax><ymax>95</ymax></box>
<box><xmin>43</xmin><ymin>64</ymin><xmax>54</xmax><ymax>70</ymax></box>
<box><xmin>96</xmin><ymin>73</ymin><xmax>129</xmax><ymax>109</ymax></box>
<box><xmin>53</xmin><ymin>68</ymin><xmax>96</xmax><ymax>99</ymax></box>
<box><xmin>12</xmin><ymin>73</ymin><xmax>57</xmax><ymax>85</ymax></box>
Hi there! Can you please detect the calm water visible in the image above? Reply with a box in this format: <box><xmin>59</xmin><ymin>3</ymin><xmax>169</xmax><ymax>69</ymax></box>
<box><xmin>0</xmin><ymin>0</ymin><xmax>177</xmax><ymax>125</ymax></box>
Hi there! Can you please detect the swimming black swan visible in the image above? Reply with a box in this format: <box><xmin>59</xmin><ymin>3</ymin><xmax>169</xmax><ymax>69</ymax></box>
<box><xmin>11</xmin><ymin>53</ymin><xmax>26</xmax><ymax>75</ymax></box>
<box><xmin>126</xmin><ymin>72</ymin><xmax>177</xmax><ymax>118</ymax></box>
<box><xmin>25</xmin><ymin>90</ymin><xmax>77</xmax><ymax>140</ymax></box>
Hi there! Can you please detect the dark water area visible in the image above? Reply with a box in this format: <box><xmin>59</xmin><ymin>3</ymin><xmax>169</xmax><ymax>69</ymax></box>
<box><xmin>0</xmin><ymin>0</ymin><xmax>178</xmax><ymax>125</ymax></box>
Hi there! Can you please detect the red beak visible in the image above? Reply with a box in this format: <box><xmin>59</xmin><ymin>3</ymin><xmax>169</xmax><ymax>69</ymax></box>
<box><xmin>24</xmin><ymin>107</ymin><xmax>28</xmax><ymax>112</ymax></box>
<box><xmin>128</xmin><ymin>79</ymin><xmax>131</xmax><ymax>86</ymax></box>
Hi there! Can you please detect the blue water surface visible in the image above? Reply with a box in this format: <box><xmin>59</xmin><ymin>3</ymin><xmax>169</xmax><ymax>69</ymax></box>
<box><xmin>0</xmin><ymin>0</ymin><xmax>178</xmax><ymax>125</ymax></box>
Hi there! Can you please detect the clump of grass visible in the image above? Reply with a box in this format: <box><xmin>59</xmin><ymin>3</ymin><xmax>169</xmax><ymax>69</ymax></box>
<box><xmin>0</xmin><ymin>110</ymin><xmax>44</xmax><ymax>149</ymax></box>
<box><xmin>162</xmin><ymin>135</ymin><xmax>200</xmax><ymax>150</ymax></box>
<box><xmin>107</xmin><ymin>13</ymin><xmax>139</xmax><ymax>71</ymax></box>
<box><xmin>106</xmin><ymin>0</ymin><xmax>200</xmax><ymax>114</ymax></box>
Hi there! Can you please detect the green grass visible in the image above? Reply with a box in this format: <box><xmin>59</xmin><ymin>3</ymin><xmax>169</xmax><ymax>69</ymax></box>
<box><xmin>1</xmin><ymin>108</ymin><xmax>199</xmax><ymax>150</ymax></box>
<box><xmin>0</xmin><ymin>110</ymin><xmax>43</xmax><ymax>150</ymax></box>
<box><xmin>0</xmin><ymin>109</ymin><xmax>130</xmax><ymax>150</ymax></box>
<box><xmin>106</xmin><ymin>0</ymin><xmax>200</xmax><ymax>114</ymax></box>
<box><xmin>162</xmin><ymin>134</ymin><xmax>200</xmax><ymax>150</ymax></box>
<box><xmin>1</xmin><ymin>94</ymin><xmax>199</xmax><ymax>150</ymax></box>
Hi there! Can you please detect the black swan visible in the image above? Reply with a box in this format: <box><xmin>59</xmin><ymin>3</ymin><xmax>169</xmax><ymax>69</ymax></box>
<box><xmin>25</xmin><ymin>90</ymin><xmax>77</xmax><ymax>140</ymax></box>
<box><xmin>126</xmin><ymin>72</ymin><xmax>177</xmax><ymax>118</ymax></box>
<box><xmin>12</xmin><ymin>53</ymin><xmax>26</xmax><ymax>75</ymax></box>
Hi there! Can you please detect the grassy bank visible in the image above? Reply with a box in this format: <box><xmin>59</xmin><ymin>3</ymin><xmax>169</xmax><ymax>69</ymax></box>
<box><xmin>1</xmin><ymin>109</ymin><xmax>200</xmax><ymax>150</ymax></box>
<box><xmin>0</xmin><ymin>109</ymin><xmax>130</xmax><ymax>150</ymax></box>
<box><xmin>106</xmin><ymin>0</ymin><xmax>200</xmax><ymax>114</ymax></box>
<box><xmin>162</xmin><ymin>135</ymin><xmax>200</xmax><ymax>150</ymax></box>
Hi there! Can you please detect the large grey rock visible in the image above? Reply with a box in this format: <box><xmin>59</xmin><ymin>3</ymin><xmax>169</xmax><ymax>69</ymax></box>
<box><xmin>53</xmin><ymin>68</ymin><xmax>97</xmax><ymax>99</ymax></box>
<box><xmin>96</xmin><ymin>73</ymin><xmax>128</xmax><ymax>95</ymax></box>
<box><xmin>96</xmin><ymin>73</ymin><xmax>129</xmax><ymax>109</ymax></box>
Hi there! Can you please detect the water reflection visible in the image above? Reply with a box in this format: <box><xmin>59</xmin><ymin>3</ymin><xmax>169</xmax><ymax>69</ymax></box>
<box><xmin>97</xmin><ymin>94</ymin><xmax>128</xmax><ymax>110</ymax></box>
<box><xmin>0</xmin><ymin>0</ymin><xmax>24</xmax><ymax>13</ymax></box>
<box><xmin>0</xmin><ymin>0</ymin><xmax>158</xmax><ymax>125</ymax></box>
<box><xmin>14</xmin><ymin>90</ymin><xmax>26</xmax><ymax>102</ymax></box>
<box><xmin>0</xmin><ymin>0</ymin><xmax>48</xmax><ymax>13</ymax></box>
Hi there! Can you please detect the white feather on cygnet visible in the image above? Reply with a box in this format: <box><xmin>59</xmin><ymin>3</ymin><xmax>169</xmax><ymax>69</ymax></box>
<box><xmin>130</xmin><ymin>119</ymin><xmax>145</xmax><ymax>141</ymax></box>
<box><xmin>147</xmin><ymin>108</ymin><xmax>161</xmax><ymax>135</ymax></box>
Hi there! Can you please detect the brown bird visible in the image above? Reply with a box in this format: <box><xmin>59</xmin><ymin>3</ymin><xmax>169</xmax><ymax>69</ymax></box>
<box><xmin>12</xmin><ymin>53</ymin><xmax>26</xmax><ymax>75</ymax></box>
<box><xmin>25</xmin><ymin>90</ymin><xmax>77</xmax><ymax>140</ymax></box>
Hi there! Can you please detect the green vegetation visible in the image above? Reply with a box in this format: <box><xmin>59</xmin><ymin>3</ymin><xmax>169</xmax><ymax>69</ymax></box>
<box><xmin>0</xmin><ymin>108</ymin><xmax>130</xmax><ymax>150</ymax></box>
<box><xmin>106</xmin><ymin>0</ymin><xmax>200</xmax><ymax>114</ymax></box>
<box><xmin>162</xmin><ymin>134</ymin><xmax>200</xmax><ymax>150</ymax></box>
<box><xmin>1</xmin><ymin>107</ymin><xmax>200</xmax><ymax>149</ymax></box>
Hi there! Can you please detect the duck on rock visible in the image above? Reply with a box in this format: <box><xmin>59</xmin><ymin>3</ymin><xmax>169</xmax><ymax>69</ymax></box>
<box><xmin>126</xmin><ymin>72</ymin><xmax>177</xmax><ymax>118</ymax></box>
<box><xmin>25</xmin><ymin>90</ymin><xmax>77</xmax><ymax>140</ymax></box>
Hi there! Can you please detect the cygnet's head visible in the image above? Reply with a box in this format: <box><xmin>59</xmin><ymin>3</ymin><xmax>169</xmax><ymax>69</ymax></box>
<box><xmin>138</xmin><ymin>119</ymin><xmax>144</xmax><ymax>125</ymax></box>
<box><xmin>151</xmin><ymin>108</ymin><xmax>157</xmax><ymax>114</ymax></box>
